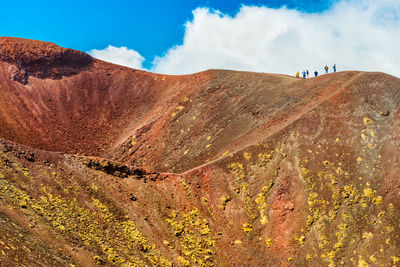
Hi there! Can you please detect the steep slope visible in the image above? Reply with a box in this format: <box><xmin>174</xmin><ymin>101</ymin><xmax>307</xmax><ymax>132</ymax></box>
<box><xmin>0</xmin><ymin>37</ymin><xmax>213</xmax><ymax>156</ymax></box>
<box><xmin>0</xmin><ymin>37</ymin><xmax>400</xmax><ymax>266</ymax></box>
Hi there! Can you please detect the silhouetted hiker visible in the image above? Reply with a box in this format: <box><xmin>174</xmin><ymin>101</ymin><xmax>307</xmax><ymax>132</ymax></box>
<box><xmin>296</xmin><ymin>71</ymin><xmax>299</xmax><ymax>78</ymax></box>
<box><xmin>324</xmin><ymin>65</ymin><xmax>329</xmax><ymax>74</ymax></box>
<box><xmin>302</xmin><ymin>70</ymin><xmax>306</xmax><ymax>79</ymax></box>
<box><xmin>306</xmin><ymin>70</ymin><xmax>309</xmax><ymax>78</ymax></box>
<box><xmin>314</xmin><ymin>70</ymin><xmax>318</xmax><ymax>77</ymax></box>
<box><xmin>333</xmin><ymin>64</ymin><xmax>336</xmax><ymax>72</ymax></box>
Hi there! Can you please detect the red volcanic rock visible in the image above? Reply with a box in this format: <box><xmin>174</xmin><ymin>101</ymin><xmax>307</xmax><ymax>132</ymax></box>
<box><xmin>0</xmin><ymin>38</ymin><xmax>400</xmax><ymax>266</ymax></box>
<box><xmin>0</xmin><ymin>37</ymin><xmax>92</xmax><ymax>84</ymax></box>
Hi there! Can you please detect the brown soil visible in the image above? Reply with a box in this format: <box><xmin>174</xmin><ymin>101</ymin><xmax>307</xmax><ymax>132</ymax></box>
<box><xmin>0</xmin><ymin>37</ymin><xmax>400</xmax><ymax>266</ymax></box>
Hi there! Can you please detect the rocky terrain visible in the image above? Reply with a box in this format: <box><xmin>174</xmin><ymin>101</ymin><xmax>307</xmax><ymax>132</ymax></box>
<box><xmin>0</xmin><ymin>37</ymin><xmax>399</xmax><ymax>266</ymax></box>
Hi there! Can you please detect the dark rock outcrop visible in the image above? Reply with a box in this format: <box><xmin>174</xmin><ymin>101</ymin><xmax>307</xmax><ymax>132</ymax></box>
<box><xmin>0</xmin><ymin>37</ymin><xmax>92</xmax><ymax>84</ymax></box>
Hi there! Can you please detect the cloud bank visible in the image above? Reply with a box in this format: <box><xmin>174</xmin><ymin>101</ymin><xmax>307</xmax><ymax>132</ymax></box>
<box><xmin>87</xmin><ymin>45</ymin><xmax>145</xmax><ymax>69</ymax></box>
<box><xmin>89</xmin><ymin>0</ymin><xmax>400</xmax><ymax>77</ymax></box>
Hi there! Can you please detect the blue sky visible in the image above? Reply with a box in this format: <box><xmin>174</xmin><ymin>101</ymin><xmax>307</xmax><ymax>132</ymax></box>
<box><xmin>1</xmin><ymin>0</ymin><xmax>335</xmax><ymax>68</ymax></box>
<box><xmin>1</xmin><ymin>0</ymin><xmax>399</xmax><ymax>76</ymax></box>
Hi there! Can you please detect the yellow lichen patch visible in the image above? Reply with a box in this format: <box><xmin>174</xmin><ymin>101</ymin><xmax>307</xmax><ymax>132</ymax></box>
<box><xmin>377</xmin><ymin>211</ymin><xmax>386</xmax><ymax>219</ymax></box>
<box><xmin>265</xmin><ymin>237</ymin><xmax>272</xmax><ymax>248</ymax></box>
<box><xmin>233</xmin><ymin>240</ymin><xmax>242</xmax><ymax>245</ymax></box>
<box><xmin>165</xmin><ymin>208</ymin><xmax>216</xmax><ymax>266</ymax></box>
<box><xmin>176</xmin><ymin>105</ymin><xmax>185</xmax><ymax>111</ymax></box>
<box><xmin>93</xmin><ymin>255</ymin><xmax>104</xmax><ymax>264</ymax></box>
<box><xmin>207</xmin><ymin>136</ymin><xmax>211</xmax><ymax>141</ymax></box>
<box><xmin>392</xmin><ymin>256</ymin><xmax>400</xmax><ymax>265</ymax></box>
<box><xmin>183</xmin><ymin>149</ymin><xmax>189</xmax><ymax>155</ymax></box>
<box><xmin>181</xmin><ymin>180</ymin><xmax>192</xmax><ymax>197</ymax></box>
<box><xmin>21</xmin><ymin>167</ymin><xmax>30</xmax><ymax>177</ymax></box>
<box><xmin>306</xmin><ymin>254</ymin><xmax>313</xmax><ymax>261</ymax></box>
<box><xmin>370</xmin><ymin>131</ymin><xmax>376</xmax><ymax>137</ymax></box>
<box><xmin>243</xmin><ymin>152</ymin><xmax>252</xmax><ymax>161</ymax></box>
<box><xmin>385</xmin><ymin>225</ymin><xmax>394</xmax><ymax>232</ymax></box>
<box><xmin>171</xmin><ymin>112</ymin><xmax>177</xmax><ymax>117</ymax></box>
<box><xmin>255</xmin><ymin>193</ymin><xmax>266</xmax><ymax>207</ymax></box>
<box><xmin>130</xmin><ymin>136</ymin><xmax>137</xmax><ymax>146</ymax></box>
<box><xmin>18</xmin><ymin>199</ymin><xmax>28</xmax><ymax>208</ymax></box>
<box><xmin>296</xmin><ymin>235</ymin><xmax>305</xmax><ymax>245</ymax></box>
<box><xmin>219</xmin><ymin>195</ymin><xmax>232</xmax><ymax>210</ymax></box>
<box><xmin>362</xmin><ymin>232</ymin><xmax>373</xmax><ymax>239</ymax></box>
<box><xmin>258</xmin><ymin>153</ymin><xmax>272</xmax><ymax>164</ymax></box>
<box><xmin>255</xmin><ymin>192</ymin><xmax>269</xmax><ymax>224</ymax></box>
<box><xmin>205</xmin><ymin>144</ymin><xmax>211</xmax><ymax>149</ymax></box>
<box><xmin>307</xmin><ymin>192</ymin><xmax>319</xmax><ymax>206</ymax></box>
<box><xmin>356</xmin><ymin>157</ymin><xmax>363</xmax><ymax>163</ymax></box>
<box><xmin>358</xmin><ymin>259</ymin><xmax>368</xmax><ymax>267</ymax></box>
<box><xmin>369</xmin><ymin>255</ymin><xmax>376</xmax><ymax>262</ymax></box>
<box><xmin>262</xmin><ymin>181</ymin><xmax>274</xmax><ymax>193</ymax></box>
<box><xmin>90</xmin><ymin>182</ymin><xmax>98</xmax><ymax>191</ymax></box>
<box><xmin>201</xmin><ymin>197</ymin><xmax>208</xmax><ymax>206</ymax></box>
<box><xmin>260</xmin><ymin>214</ymin><xmax>269</xmax><ymax>225</ymax></box>
<box><xmin>221</xmin><ymin>151</ymin><xmax>230</xmax><ymax>157</ymax></box>
<box><xmin>342</xmin><ymin>185</ymin><xmax>358</xmax><ymax>199</ymax></box>
<box><xmin>228</xmin><ymin>161</ymin><xmax>256</xmax><ymax>217</ymax></box>
<box><xmin>363</xmin><ymin>188</ymin><xmax>374</xmax><ymax>198</ymax></box>
<box><xmin>322</xmin><ymin>160</ymin><xmax>330</xmax><ymax>167</ymax></box>
<box><xmin>180</xmin><ymin>129</ymin><xmax>185</xmax><ymax>133</ymax></box>
<box><xmin>228</xmin><ymin>163</ymin><xmax>245</xmax><ymax>180</ymax></box>
<box><xmin>178</xmin><ymin>256</ymin><xmax>190</xmax><ymax>267</ymax></box>
<box><xmin>363</xmin><ymin>117</ymin><xmax>374</xmax><ymax>126</ymax></box>
<box><xmin>361</xmin><ymin>133</ymin><xmax>367</xmax><ymax>140</ymax></box>
<box><xmin>242</xmin><ymin>224</ymin><xmax>253</xmax><ymax>234</ymax></box>
<box><xmin>372</xmin><ymin>196</ymin><xmax>382</xmax><ymax>204</ymax></box>
<box><xmin>301</xmin><ymin>167</ymin><xmax>310</xmax><ymax>176</ymax></box>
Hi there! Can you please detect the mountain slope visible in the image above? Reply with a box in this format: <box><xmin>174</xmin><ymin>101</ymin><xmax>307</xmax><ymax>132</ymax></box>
<box><xmin>0</xmin><ymin>37</ymin><xmax>400</xmax><ymax>266</ymax></box>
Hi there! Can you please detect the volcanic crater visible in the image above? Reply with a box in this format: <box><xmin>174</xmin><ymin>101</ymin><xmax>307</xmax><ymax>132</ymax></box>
<box><xmin>0</xmin><ymin>37</ymin><xmax>399</xmax><ymax>266</ymax></box>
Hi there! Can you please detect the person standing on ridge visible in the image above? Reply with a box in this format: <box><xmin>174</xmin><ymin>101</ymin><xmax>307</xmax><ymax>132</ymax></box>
<box><xmin>333</xmin><ymin>64</ymin><xmax>336</xmax><ymax>72</ymax></box>
<box><xmin>324</xmin><ymin>65</ymin><xmax>329</xmax><ymax>74</ymax></box>
<box><xmin>302</xmin><ymin>70</ymin><xmax>306</xmax><ymax>79</ymax></box>
<box><xmin>306</xmin><ymin>70</ymin><xmax>309</xmax><ymax>78</ymax></box>
<box><xmin>296</xmin><ymin>71</ymin><xmax>299</xmax><ymax>78</ymax></box>
<box><xmin>314</xmin><ymin>70</ymin><xmax>318</xmax><ymax>77</ymax></box>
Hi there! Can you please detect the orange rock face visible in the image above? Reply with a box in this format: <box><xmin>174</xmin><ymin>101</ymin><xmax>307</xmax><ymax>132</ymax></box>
<box><xmin>0</xmin><ymin>37</ymin><xmax>399</xmax><ymax>266</ymax></box>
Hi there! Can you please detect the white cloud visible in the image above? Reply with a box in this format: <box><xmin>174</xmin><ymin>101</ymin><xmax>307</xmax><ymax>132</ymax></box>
<box><xmin>151</xmin><ymin>0</ymin><xmax>400</xmax><ymax>77</ymax></box>
<box><xmin>87</xmin><ymin>45</ymin><xmax>145</xmax><ymax>69</ymax></box>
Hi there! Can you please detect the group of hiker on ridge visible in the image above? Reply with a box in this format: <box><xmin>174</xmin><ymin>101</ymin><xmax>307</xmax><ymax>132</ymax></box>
<box><xmin>296</xmin><ymin>64</ymin><xmax>337</xmax><ymax>79</ymax></box>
